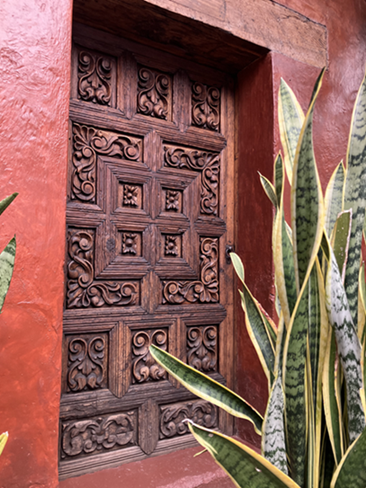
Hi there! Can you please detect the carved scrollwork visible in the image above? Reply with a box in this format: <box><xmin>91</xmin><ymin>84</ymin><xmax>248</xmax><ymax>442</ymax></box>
<box><xmin>160</xmin><ymin>400</ymin><xmax>217</xmax><ymax>439</ymax></box>
<box><xmin>163</xmin><ymin>238</ymin><xmax>218</xmax><ymax>304</ymax></box>
<box><xmin>187</xmin><ymin>326</ymin><xmax>217</xmax><ymax>372</ymax></box>
<box><xmin>71</xmin><ymin>124</ymin><xmax>141</xmax><ymax>203</ymax></box>
<box><xmin>137</xmin><ymin>67</ymin><xmax>171</xmax><ymax>119</ymax></box>
<box><xmin>192</xmin><ymin>82</ymin><xmax>220</xmax><ymax>131</ymax></box>
<box><xmin>164</xmin><ymin>146</ymin><xmax>219</xmax><ymax>215</ymax></box>
<box><xmin>67</xmin><ymin>229</ymin><xmax>138</xmax><ymax>308</ymax></box>
<box><xmin>67</xmin><ymin>335</ymin><xmax>106</xmax><ymax>392</ymax></box>
<box><xmin>78</xmin><ymin>51</ymin><xmax>113</xmax><ymax>105</ymax></box>
<box><xmin>132</xmin><ymin>329</ymin><xmax>167</xmax><ymax>383</ymax></box>
<box><xmin>61</xmin><ymin>411</ymin><xmax>136</xmax><ymax>458</ymax></box>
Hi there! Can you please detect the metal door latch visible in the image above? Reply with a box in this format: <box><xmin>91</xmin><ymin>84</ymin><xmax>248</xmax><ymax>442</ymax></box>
<box><xmin>225</xmin><ymin>244</ymin><xmax>234</xmax><ymax>264</ymax></box>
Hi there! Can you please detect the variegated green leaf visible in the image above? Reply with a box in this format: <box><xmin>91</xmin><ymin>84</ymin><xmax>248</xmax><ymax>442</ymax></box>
<box><xmin>149</xmin><ymin>345</ymin><xmax>263</xmax><ymax>434</ymax></box>
<box><xmin>358</xmin><ymin>263</ymin><xmax>366</xmax><ymax>343</ymax></box>
<box><xmin>0</xmin><ymin>193</ymin><xmax>18</xmax><ymax>216</ymax></box>
<box><xmin>274</xmin><ymin>153</ymin><xmax>284</xmax><ymax>205</ymax></box>
<box><xmin>0</xmin><ymin>237</ymin><xmax>16</xmax><ymax>313</ymax></box>
<box><xmin>344</xmin><ymin>72</ymin><xmax>366</xmax><ymax>326</ymax></box>
<box><xmin>230</xmin><ymin>252</ymin><xmax>245</xmax><ymax>285</ymax></box>
<box><xmin>188</xmin><ymin>422</ymin><xmax>301</xmax><ymax>488</ymax></box>
<box><xmin>259</xmin><ymin>172</ymin><xmax>278</xmax><ymax>209</ymax></box>
<box><xmin>308</xmin><ymin>264</ymin><xmax>321</xmax><ymax>413</ymax></box>
<box><xmin>324</xmin><ymin>161</ymin><xmax>345</xmax><ymax>237</ymax></box>
<box><xmin>325</xmin><ymin>248</ymin><xmax>365</xmax><ymax>442</ymax></box>
<box><xmin>332</xmin><ymin>210</ymin><xmax>352</xmax><ymax>283</ymax></box>
<box><xmin>278</xmin><ymin>78</ymin><xmax>305</xmax><ymax>183</ymax></box>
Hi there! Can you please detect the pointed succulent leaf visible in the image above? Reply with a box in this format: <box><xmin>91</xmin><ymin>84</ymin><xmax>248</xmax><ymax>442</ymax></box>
<box><xmin>230</xmin><ymin>252</ymin><xmax>245</xmax><ymax>285</ymax></box>
<box><xmin>324</xmin><ymin>161</ymin><xmax>345</xmax><ymax>237</ymax></box>
<box><xmin>0</xmin><ymin>432</ymin><xmax>8</xmax><ymax>456</ymax></box>
<box><xmin>308</xmin><ymin>68</ymin><xmax>326</xmax><ymax>108</ymax></box>
<box><xmin>149</xmin><ymin>345</ymin><xmax>263</xmax><ymax>434</ymax></box>
<box><xmin>344</xmin><ymin>72</ymin><xmax>366</xmax><ymax>326</ymax></box>
<box><xmin>257</xmin><ymin>301</ymin><xmax>278</xmax><ymax>350</ymax></box>
<box><xmin>332</xmin><ymin>210</ymin><xmax>352</xmax><ymax>283</ymax></box>
<box><xmin>278</xmin><ymin>78</ymin><xmax>305</xmax><ymax>183</ymax></box>
<box><xmin>187</xmin><ymin>422</ymin><xmax>301</xmax><ymax>488</ymax></box>
<box><xmin>0</xmin><ymin>193</ymin><xmax>18</xmax><ymax>217</ymax></box>
<box><xmin>259</xmin><ymin>173</ymin><xmax>278</xmax><ymax>209</ymax></box>
<box><xmin>274</xmin><ymin>153</ymin><xmax>284</xmax><ymax>205</ymax></box>
<box><xmin>0</xmin><ymin>237</ymin><xmax>16</xmax><ymax>313</ymax></box>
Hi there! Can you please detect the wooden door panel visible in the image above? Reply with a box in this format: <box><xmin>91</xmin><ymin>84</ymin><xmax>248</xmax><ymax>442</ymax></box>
<box><xmin>60</xmin><ymin>23</ymin><xmax>234</xmax><ymax>479</ymax></box>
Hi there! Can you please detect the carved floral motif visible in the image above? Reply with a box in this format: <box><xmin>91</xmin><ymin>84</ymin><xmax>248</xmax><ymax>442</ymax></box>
<box><xmin>164</xmin><ymin>146</ymin><xmax>219</xmax><ymax>215</ymax></box>
<box><xmin>71</xmin><ymin>124</ymin><xmax>141</xmax><ymax>203</ymax></box>
<box><xmin>165</xmin><ymin>190</ymin><xmax>180</xmax><ymax>212</ymax></box>
<box><xmin>122</xmin><ymin>233</ymin><xmax>138</xmax><ymax>255</ymax></box>
<box><xmin>137</xmin><ymin>67</ymin><xmax>170</xmax><ymax>119</ymax></box>
<box><xmin>67</xmin><ymin>229</ymin><xmax>138</xmax><ymax>308</ymax></box>
<box><xmin>187</xmin><ymin>326</ymin><xmax>217</xmax><ymax>372</ymax></box>
<box><xmin>123</xmin><ymin>185</ymin><xmax>139</xmax><ymax>207</ymax></box>
<box><xmin>132</xmin><ymin>329</ymin><xmax>167</xmax><ymax>383</ymax></box>
<box><xmin>160</xmin><ymin>400</ymin><xmax>217</xmax><ymax>438</ymax></box>
<box><xmin>163</xmin><ymin>238</ymin><xmax>218</xmax><ymax>304</ymax></box>
<box><xmin>192</xmin><ymin>82</ymin><xmax>220</xmax><ymax>131</ymax></box>
<box><xmin>165</xmin><ymin>236</ymin><xmax>179</xmax><ymax>257</ymax></box>
<box><xmin>78</xmin><ymin>51</ymin><xmax>113</xmax><ymax>105</ymax></box>
<box><xmin>61</xmin><ymin>411</ymin><xmax>136</xmax><ymax>458</ymax></box>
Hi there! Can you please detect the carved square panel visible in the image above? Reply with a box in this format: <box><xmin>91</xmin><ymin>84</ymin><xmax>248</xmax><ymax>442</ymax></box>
<box><xmin>119</xmin><ymin>183</ymin><xmax>143</xmax><ymax>209</ymax></box>
<box><xmin>159</xmin><ymin>400</ymin><xmax>217</xmax><ymax>439</ymax></box>
<box><xmin>131</xmin><ymin>328</ymin><xmax>168</xmax><ymax>384</ymax></box>
<box><xmin>187</xmin><ymin>325</ymin><xmax>217</xmax><ymax>372</ymax></box>
<box><xmin>163</xmin><ymin>234</ymin><xmax>181</xmax><ymax>258</ymax></box>
<box><xmin>120</xmin><ymin>231</ymin><xmax>142</xmax><ymax>256</ymax></box>
<box><xmin>137</xmin><ymin>65</ymin><xmax>172</xmax><ymax>120</ymax></box>
<box><xmin>191</xmin><ymin>82</ymin><xmax>220</xmax><ymax>131</ymax></box>
<box><xmin>165</xmin><ymin>189</ymin><xmax>182</xmax><ymax>213</ymax></box>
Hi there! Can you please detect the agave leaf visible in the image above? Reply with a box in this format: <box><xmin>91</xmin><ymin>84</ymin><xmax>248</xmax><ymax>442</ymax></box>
<box><xmin>0</xmin><ymin>237</ymin><xmax>16</xmax><ymax>313</ymax></box>
<box><xmin>259</xmin><ymin>172</ymin><xmax>278</xmax><ymax>209</ymax></box>
<box><xmin>325</xmin><ymin>247</ymin><xmax>365</xmax><ymax>442</ymax></box>
<box><xmin>262</xmin><ymin>374</ymin><xmax>288</xmax><ymax>475</ymax></box>
<box><xmin>343</xmin><ymin>72</ymin><xmax>366</xmax><ymax>326</ymax></box>
<box><xmin>149</xmin><ymin>345</ymin><xmax>263</xmax><ymax>434</ymax></box>
<box><xmin>330</xmin><ymin>425</ymin><xmax>366</xmax><ymax>488</ymax></box>
<box><xmin>0</xmin><ymin>193</ymin><xmax>18</xmax><ymax>217</ymax></box>
<box><xmin>187</xmin><ymin>422</ymin><xmax>301</xmax><ymax>488</ymax></box>
<box><xmin>324</xmin><ymin>161</ymin><xmax>345</xmax><ymax>237</ymax></box>
<box><xmin>274</xmin><ymin>153</ymin><xmax>284</xmax><ymax>205</ymax></box>
<box><xmin>332</xmin><ymin>210</ymin><xmax>352</xmax><ymax>283</ymax></box>
<box><xmin>291</xmin><ymin>69</ymin><xmax>325</xmax><ymax>293</ymax></box>
<box><xmin>230</xmin><ymin>252</ymin><xmax>245</xmax><ymax>285</ymax></box>
<box><xmin>278</xmin><ymin>78</ymin><xmax>305</xmax><ymax>183</ymax></box>
<box><xmin>0</xmin><ymin>432</ymin><xmax>8</xmax><ymax>456</ymax></box>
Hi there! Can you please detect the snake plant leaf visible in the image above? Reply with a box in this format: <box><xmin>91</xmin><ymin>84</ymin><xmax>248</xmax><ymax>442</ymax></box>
<box><xmin>330</xmin><ymin>425</ymin><xmax>366</xmax><ymax>488</ymax></box>
<box><xmin>262</xmin><ymin>374</ymin><xmax>288</xmax><ymax>475</ymax></box>
<box><xmin>0</xmin><ymin>432</ymin><xmax>8</xmax><ymax>456</ymax></box>
<box><xmin>258</xmin><ymin>302</ymin><xmax>278</xmax><ymax>350</ymax></box>
<box><xmin>0</xmin><ymin>193</ymin><xmax>18</xmax><ymax>217</ymax></box>
<box><xmin>358</xmin><ymin>263</ymin><xmax>366</xmax><ymax>343</ymax></box>
<box><xmin>324</xmin><ymin>162</ymin><xmax>345</xmax><ymax>237</ymax></box>
<box><xmin>0</xmin><ymin>237</ymin><xmax>16</xmax><ymax>313</ymax></box>
<box><xmin>291</xmin><ymin>69</ymin><xmax>325</xmax><ymax>293</ymax></box>
<box><xmin>259</xmin><ymin>172</ymin><xmax>278</xmax><ymax>209</ymax></box>
<box><xmin>149</xmin><ymin>345</ymin><xmax>263</xmax><ymax>434</ymax></box>
<box><xmin>187</xmin><ymin>422</ymin><xmax>301</xmax><ymax>488</ymax></box>
<box><xmin>274</xmin><ymin>314</ymin><xmax>287</xmax><ymax>377</ymax></box>
<box><xmin>308</xmin><ymin>68</ymin><xmax>326</xmax><ymax>108</ymax></box>
<box><xmin>239</xmin><ymin>288</ymin><xmax>275</xmax><ymax>388</ymax></box>
<box><xmin>274</xmin><ymin>153</ymin><xmax>284</xmax><ymax>205</ymax></box>
<box><xmin>332</xmin><ymin>210</ymin><xmax>352</xmax><ymax>283</ymax></box>
<box><xmin>278</xmin><ymin>78</ymin><xmax>305</xmax><ymax>183</ymax></box>
<box><xmin>307</xmin><ymin>263</ymin><xmax>321</xmax><ymax>412</ymax></box>
<box><xmin>325</xmin><ymin>248</ymin><xmax>365</xmax><ymax>442</ymax></box>
<box><xmin>230</xmin><ymin>252</ymin><xmax>245</xmax><ymax>285</ymax></box>
<box><xmin>344</xmin><ymin>72</ymin><xmax>366</xmax><ymax>326</ymax></box>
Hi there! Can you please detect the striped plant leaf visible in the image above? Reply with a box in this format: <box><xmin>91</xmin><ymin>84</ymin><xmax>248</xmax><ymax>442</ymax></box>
<box><xmin>324</xmin><ymin>162</ymin><xmax>345</xmax><ymax>237</ymax></box>
<box><xmin>258</xmin><ymin>302</ymin><xmax>278</xmax><ymax>351</ymax></box>
<box><xmin>332</xmin><ymin>210</ymin><xmax>352</xmax><ymax>283</ymax></box>
<box><xmin>291</xmin><ymin>69</ymin><xmax>325</xmax><ymax>293</ymax></box>
<box><xmin>325</xmin><ymin>248</ymin><xmax>365</xmax><ymax>442</ymax></box>
<box><xmin>0</xmin><ymin>237</ymin><xmax>16</xmax><ymax>313</ymax></box>
<box><xmin>344</xmin><ymin>72</ymin><xmax>366</xmax><ymax>326</ymax></box>
<box><xmin>187</xmin><ymin>422</ymin><xmax>301</xmax><ymax>488</ymax></box>
<box><xmin>274</xmin><ymin>153</ymin><xmax>284</xmax><ymax>205</ymax></box>
<box><xmin>274</xmin><ymin>314</ymin><xmax>287</xmax><ymax>377</ymax></box>
<box><xmin>260</xmin><ymin>172</ymin><xmax>278</xmax><ymax>209</ymax></box>
<box><xmin>278</xmin><ymin>78</ymin><xmax>305</xmax><ymax>183</ymax></box>
<box><xmin>230</xmin><ymin>252</ymin><xmax>245</xmax><ymax>285</ymax></box>
<box><xmin>331</xmin><ymin>425</ymin><xmax>366</xmax><ymax>488</ymax></box>
<box><xmin>308</xmin><ymin>68</ymin><xmax>326</xmax><ymax>108</ymax></box>
<box><xmin>0</xmin><ymin>432</ymin><xmax>8</xmax><ymax>456</ymax></box>
<box><xmin>0</xmin><ymin>193</ymin><xmax>18</xmax><ymax>216</ymax></box>
<box><xmin>149</xmin><ymin>345</ymin><xmax>263</xmax><ymax>434</ymax></box>
<box><xmin>308</xmin><ymin>264</ymin><xmax>321</xmax><ymax>414</ymax></box>
<box><xmin>358</xmin><ymin>263</ymin><xmax>366</xmax><ymax>343</ymax></box>
<box><xmin>262</xmin><ymin>374</ymin><xmax>288</xmax><ymax>475</ymax></box>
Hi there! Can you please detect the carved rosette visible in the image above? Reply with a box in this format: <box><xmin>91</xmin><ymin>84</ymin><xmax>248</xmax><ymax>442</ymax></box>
<box><xmin>61</xmin><ymin>411</ymin><xmax>136</xmax><ymax>458</ymax></box>
<box><xmin>67</xmin><ymin>229</ymin><xmax>139</xmax><ymax>308</ymax></box>
<box><xmin>165</xmin><ymin>190</ymin><xmax>180</xmax><ymax>212</ymax></box>
<box><xmin>78</xmin><ymin>51</ymin><xmax>113</xmax><ymax>105</ymax></box>
<box><xmin>164</xmin><ymin>146</ymin><xmax>219</xmax><ymax>215</ymax></box>
<box><xmin>132</xmin><ymin>329</ymin><xmax>168</xmax><ymax>383</ymax></box>
<box><xmin>187</xmin><ymin>326</ymin><xmax>217</xmax><ymax>372</ymax></box>
<box><xmin>163</xmin><ymin>237</ymin><xmax>219</xmax><ymax>304</ymax></box>
<box><xmin>192</xmin><ymin>82</ymin><xmax>220</xmax><ymax>131</ymax></box>
<box><xmin>67</xmin><ymin>335</ymin><xmax>107</xmax><ymax>392</ymax></box>
<box><xmin>71</xmin><ymin>124</ymin><xmax>141</xmax><ymax>203</ymax></box>
<box><xmin>122</xmin><ymin>233</ymin><xmax>138</xmax><ymax>255</ymax></box>
<box><xmin>137</xmin><ymin>67</ymin><xmax>171</xmax><ymax>119</ymax></box>
<box><xmin>160</xmin><ymin>400</ymin><xmax>217</xmax><ymax>439</ymax></box>
<box><xmin>165</xmin><ymin>236</ymin><xmax>179</xmax><ymax>257</ymax></box>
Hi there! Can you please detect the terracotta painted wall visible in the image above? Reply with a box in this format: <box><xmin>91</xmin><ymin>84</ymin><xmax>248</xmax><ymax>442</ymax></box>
<box><xmin>0</xmin><ymin>0</ymin><xmax>72</xmax><ymax>486</ymax></box>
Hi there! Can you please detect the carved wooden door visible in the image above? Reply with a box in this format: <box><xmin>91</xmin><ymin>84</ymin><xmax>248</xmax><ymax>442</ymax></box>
<box><xmin>59</xmin><ymin>23</ymin><xmax>235</xmax><ymax>479</ymax></box>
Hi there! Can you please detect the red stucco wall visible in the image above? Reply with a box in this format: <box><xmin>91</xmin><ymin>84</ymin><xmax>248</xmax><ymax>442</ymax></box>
<box><xmin>0</xmin><ymin>0</ymin><xmax>72</xmax><ymax>486</ymax></box>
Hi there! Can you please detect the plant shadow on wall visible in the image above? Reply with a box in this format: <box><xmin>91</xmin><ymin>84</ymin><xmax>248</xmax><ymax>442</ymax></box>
<box><xmin>0</xmin><ymin>192</ymin><xmax>18</xmax><ymax>459</ymax></box>
<box><xmin>150</xmin><ymin>69</ymin><xmax>366</xmax><ymax>487</ymax></box>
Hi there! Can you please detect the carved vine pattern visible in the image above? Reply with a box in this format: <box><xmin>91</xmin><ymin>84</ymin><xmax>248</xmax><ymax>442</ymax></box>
<box><xmin>187</xmin><ymin>326</ymin><xmax>217</xmax><ymax>372</ymax></box>
<box><xmin>71</xmin><ymin>124</ymin><xmax>141</xmax><ymax>203</ymax></box>
<box><xmin>160</xmin><ymin>400</ymin><xmax>217</xmax><ymax>439</ymax></box>
<box><xmin>132</xmin><ymin>329</ymin><xmax>167</xmax><ymax>383</ymax></box>
<box><xmin>163</xmin><ymin>238</ymin><xmax>218</xmax><ymax>304</ymax></box>
<box><xmin>164</xmin><ymin>146</ymin><xmax>219</xmax><ymax>215</ymax></box>
<box><xmin>67</xmin><ymin>335</ymin><xmax>106</xmax><ymax>392</ymax></box>
<box><xmin>137</xmin><ymin>67</ymin><xmax>170</xmax><ymax>119</ymax></box>
<box><xmin>192</xmin><ymin>82</ymin><xmax>220</xmax><ymax>131</ymax></box>
<box><xmin>61</xmin><ymin>412</ymin><xmax>135</xmax><ymax>458</ymax></box>
<box><xmin>67</xmin><ymin>229</ymin><xmax>138</xmax><ymax>308</ymax></box>
<box><xmin>78</xmin><ymin>51</ymin><xmax>113</xmax><ymax>105</ymax></box>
